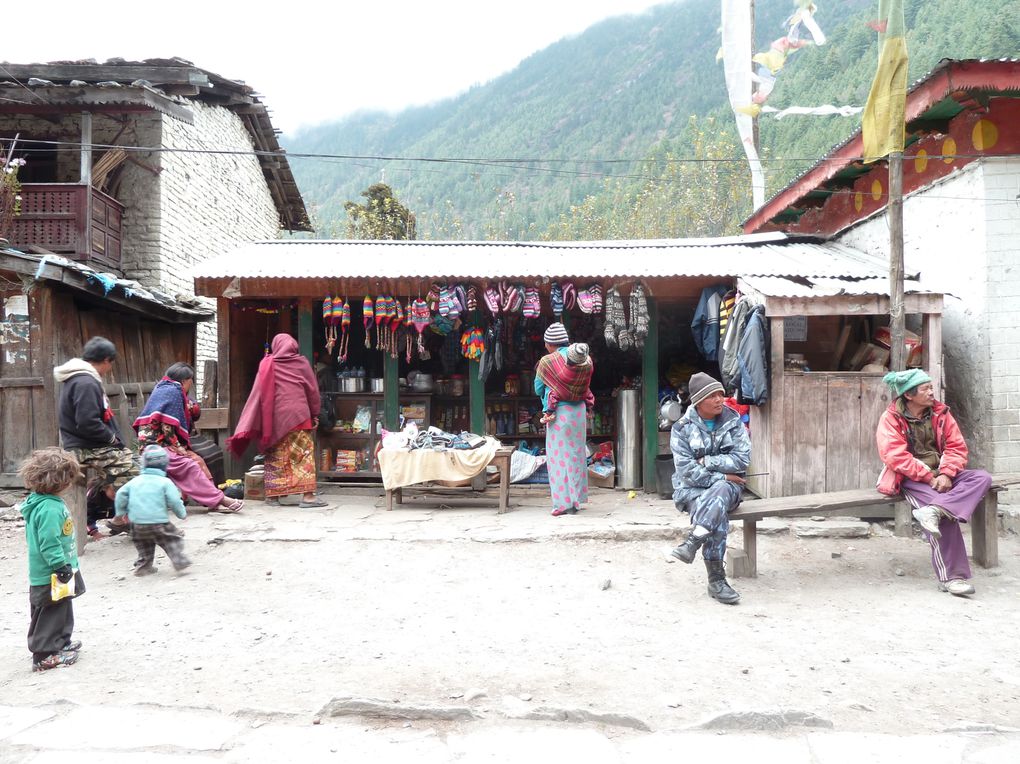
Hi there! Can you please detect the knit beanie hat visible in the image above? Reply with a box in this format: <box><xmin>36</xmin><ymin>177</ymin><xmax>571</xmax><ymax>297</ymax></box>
<box><xmin>689</xmin><ymin>372</ymin><xmax>724</xmax><ymax>407</ymax></box>
<box><xmin>543</xmin><ymin>322</ymin><xmax>569</xmax><ymax>346</ymax></box>
<box><xmin>567</xmin><ymin>342</ymin><xmax>590</xmax><ymax>365</ymax></box>
<box><xmin>883</xmin><ymin>369</ymin><xmax>932</xmax><ymax>398</ymax></box>
<box><xmin>141</xmin><ymin>444</ymin><xmax>169</xmax><ymax>472</ymax></box>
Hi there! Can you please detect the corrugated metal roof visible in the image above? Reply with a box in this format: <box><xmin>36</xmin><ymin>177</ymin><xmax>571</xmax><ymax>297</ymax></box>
<box><xmin>739</xmin><ymin>276</ymin><xmax>925</xmax><ymax>299</ymax></box>
<box><xmin>191</xmin><ymin>235</ymin><xmax>898</xmax><ymax>281</ymax></box>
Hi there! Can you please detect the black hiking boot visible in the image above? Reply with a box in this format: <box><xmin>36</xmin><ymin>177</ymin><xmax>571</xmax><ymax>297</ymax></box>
<box><xmin>670</xmin><ymin>532</ymin><xmax>705</xmax><ymax>564</ymax></box>
<box><xmin>705</xmin><ymin>559</ymin><xmax>740</xmax><ymax>604</ymax></box>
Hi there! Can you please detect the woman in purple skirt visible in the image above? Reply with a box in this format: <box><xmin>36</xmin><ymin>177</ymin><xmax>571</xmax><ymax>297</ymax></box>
<box><xmin>876</xmin><ymin>369</ymin><xmax>992</xmax><ymax>597</ymax></box>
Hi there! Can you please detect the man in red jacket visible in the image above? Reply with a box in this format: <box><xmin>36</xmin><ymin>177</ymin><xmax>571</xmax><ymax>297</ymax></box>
<box><xmin>876</xmin><ymin>369</ymin><xmax>992</xmax><ymax>597</ymax></box>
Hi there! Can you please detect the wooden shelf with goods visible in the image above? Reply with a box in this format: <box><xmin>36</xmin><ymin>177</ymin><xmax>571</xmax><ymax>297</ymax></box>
<box><xmin>317</xmin><ymin>394</ymin><xmax>431</xmax><ymax>481</ymax></box>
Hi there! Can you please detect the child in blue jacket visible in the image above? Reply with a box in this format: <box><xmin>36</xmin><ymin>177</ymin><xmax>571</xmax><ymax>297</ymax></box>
<box><xmin>19</xmin><ymin>448</ymin><xmax>86</xmax><ymax>672</ymax></box>
<box><xmin>115</xmin><ymin>445</ymin><xmax>191</xmax><ymax>575</ymax></box>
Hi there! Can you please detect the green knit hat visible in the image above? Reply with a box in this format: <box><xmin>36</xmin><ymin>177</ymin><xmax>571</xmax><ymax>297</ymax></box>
<box><xmin>883</xmin><ymin>369</ymin><xmax>932</xmax><ymax>398</ymax></box>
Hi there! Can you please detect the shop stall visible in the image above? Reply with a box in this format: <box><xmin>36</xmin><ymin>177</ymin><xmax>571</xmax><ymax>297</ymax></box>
<box><xmin>737</xmin><ymin>276</ymin><xmax>944</xmax><ymax>499</ymax></box>
<box><xmin>192</xmin><ymin>235</ymin><xmax>943</xmax><ymax>496</ymax></box>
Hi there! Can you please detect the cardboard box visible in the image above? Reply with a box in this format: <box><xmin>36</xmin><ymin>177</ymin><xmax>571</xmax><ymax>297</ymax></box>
<box><xmin>244</xmin><ymin>470</ymin><xmax>265</xmax><ymax>501</ymax></box>
<box><xmin>588</xmin><ymin>465</ymin><xmax>615</xmax><ymax>489</ymax></box>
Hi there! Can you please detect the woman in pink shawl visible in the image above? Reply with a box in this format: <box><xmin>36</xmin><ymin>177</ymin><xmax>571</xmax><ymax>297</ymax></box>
<box><xmin>227</xmin><ymin>334</ymin><xmax>327</xmax><ymax>508</ymax></box>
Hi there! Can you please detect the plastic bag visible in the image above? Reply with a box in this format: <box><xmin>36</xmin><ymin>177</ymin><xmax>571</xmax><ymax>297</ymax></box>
<box><xmin>352</xmin><ymin>405</ymin><xmax>372</xmax><ymax>433</ymax></box>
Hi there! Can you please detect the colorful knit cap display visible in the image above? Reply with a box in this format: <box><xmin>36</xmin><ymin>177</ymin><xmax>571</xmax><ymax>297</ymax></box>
<box><xmin>460</xmin><ymin>327</ymin><xmax>485</xmax><ymax>361</ymax></box>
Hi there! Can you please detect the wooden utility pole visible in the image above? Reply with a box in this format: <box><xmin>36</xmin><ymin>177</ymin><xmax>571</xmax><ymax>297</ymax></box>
<box><xmin>888</xmin><ymin>151</ymin><xmax>906</xmax><ymax>370</ymax></box>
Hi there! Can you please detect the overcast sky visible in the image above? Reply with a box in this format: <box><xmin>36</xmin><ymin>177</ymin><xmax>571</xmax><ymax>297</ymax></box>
<box><xmin>3</xmin><ymin>0</ymin><xmax>671</xmax><ymax>135</ymax></box>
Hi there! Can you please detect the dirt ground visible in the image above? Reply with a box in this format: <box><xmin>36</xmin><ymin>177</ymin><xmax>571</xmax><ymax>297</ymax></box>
<box><xmin>1</xmin><ymin>493</ymin><xmax>1018</xmax><ymax>734</ymax></box>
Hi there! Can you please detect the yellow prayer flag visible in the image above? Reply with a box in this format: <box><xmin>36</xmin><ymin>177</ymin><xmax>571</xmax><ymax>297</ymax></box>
<box><xmin>862</xmin><ymin>0</ymin><xmax>908</xmax><ymax>162</ymax></box>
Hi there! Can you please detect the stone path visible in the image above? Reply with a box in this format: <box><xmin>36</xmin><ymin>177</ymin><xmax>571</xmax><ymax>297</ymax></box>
<box><xmin>1</xmin><ymin>702</ymin><xmax>1018</xmax><ymax>763</ymax></box>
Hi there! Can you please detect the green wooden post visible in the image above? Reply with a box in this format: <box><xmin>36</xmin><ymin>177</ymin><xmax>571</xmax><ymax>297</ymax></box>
<box><xmin>469</xmin><ymin>359</ymin><xmax>485</xmax><ymax>435</ymax></box>
<box><xmin>642</xmin><ymin>296</ymin><xmax>659</xmax><ymax>492</ymax></box>
<box><xmin>383</xmin><ymin>352</ymin><xmax>399</xmax><ymax>429</ymax></box>
<box><xmin>297</xmin><ymin>298</ymin><xmax>314</xmax><ymax>363</ymax></box>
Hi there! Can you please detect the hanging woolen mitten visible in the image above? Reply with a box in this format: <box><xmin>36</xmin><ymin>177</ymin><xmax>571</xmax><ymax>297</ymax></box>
<box><xmin>630</xmin><ymin>283</ymin><xmax>649</xmax><ymax>349</ymax></box>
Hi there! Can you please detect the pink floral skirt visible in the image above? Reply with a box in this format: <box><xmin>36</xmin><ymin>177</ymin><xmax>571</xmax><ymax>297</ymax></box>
<box><xmin>545</xmin><ymin>401</ymin><xmax>588</xmax><ymax>513</ymax></box>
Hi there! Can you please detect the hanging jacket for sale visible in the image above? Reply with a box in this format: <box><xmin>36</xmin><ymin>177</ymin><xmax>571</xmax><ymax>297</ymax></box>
<box><xmin>737</xmin><ymin>305</ymin><xmax>769</xmax><ymax>406</ymax></box>
<box><xmin>691</xmin><ymin>285</ymin><xmax>728</xmax><ymax>360</ymax></box>
<box><xmin>720</xmin><ymin>297</ymin><xmax>753</xmax><ymax>393</ymax></box>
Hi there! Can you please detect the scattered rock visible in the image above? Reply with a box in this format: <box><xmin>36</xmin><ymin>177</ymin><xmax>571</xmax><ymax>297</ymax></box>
<box><xmin>697</xmin><ymin>709</ymin><xmax>833</xmax><ymax>731</ymax></box>
<box><xmin>0</xmin><ymin>490</ymin><xmax>25</xmax><ymax>508</ymax></box>
<box><xmin>113</xmin><ymin>575</ymin><xmax>125</xmax><ymax>581</ymax></box>
<box><xmin>0</xmin><ymin>506</ymin><xmax>23</xmax><ymax>522</ymax></box>
<box><xmin>870</xmin><ymin>523</ymin><xmax>895</xmax><ymax>538</ymax></box>
<box><xmin>793</xmin><ymin>520</ymin><xmax>870</xmax><ymax>539</ymax></box>
<box><xmin>464</xmin><ymin>688</ymin><xmax>487</xmax><ymax>702</ymax></box>
<box><xmin>894</xmin><ymin>568</ymin><xmax>906</xmax><ymax>577</ymax></box>
<box><xmin>831</xmin><ymin>552</ymin><xmax>842</xmax><ymax>559</ymax></box>
<box><xmin>811</xmin><ymin>516</ymin><xmax>826</xmax><ymax>522</ymax></box>
<box><xmin>943</xmin><ymin>722</ymin><xmax>1020</xmax><ymax>734</ymax></box>
<box><xmin>849</xmin><ymin>703</ymin><xmax>874</xmax><ymax>712</ymax></box>
<box><xmin>319</xmin><ymin>696</ymin><xmax>479</xmax><ymax>722</ymax></box>
<box><xmin>518</xmin><ymin>694</ymin><xmax>532</xmax><ymax>702</ymax></box>
<box><xmin>504</xmin><ymin>704</ymin><xmax>650</xmax><ymax>731</ymax></box>
<box><xmin>600</xmin><ymin>579</ymin><xmax>612</xmax><ymax>591</ymax></box>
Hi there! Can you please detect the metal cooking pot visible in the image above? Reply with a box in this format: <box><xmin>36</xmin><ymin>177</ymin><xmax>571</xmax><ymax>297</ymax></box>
<box><xmin>341</xmin><ymin>377</ymin><xmax>365</xmax><ymax>393</ymax></box>
<box><xmin>370</xmin><ymin>378</ymin><xmax>385</xmax><ymax>393</ymax></box>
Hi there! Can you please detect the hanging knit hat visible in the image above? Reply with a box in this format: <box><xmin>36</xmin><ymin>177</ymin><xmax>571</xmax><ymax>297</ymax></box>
<box><xmin>689</xmin><ymin>372</ymin><xmax>725</xmax><ymax>407</ymax></box>
<box><xmin>543</xmin><ymin>322</ymin><xmax>569</xmax><ymax>346</ymax></box>
<box><xmin>567</xmin><ymin>342</ymin><xmax>590</xmax><ymax>365</ymax></box>
<box><xmin>883</xmin><ymin>369</ymin><xmax>932</xmax><ymax>398</ymax></box>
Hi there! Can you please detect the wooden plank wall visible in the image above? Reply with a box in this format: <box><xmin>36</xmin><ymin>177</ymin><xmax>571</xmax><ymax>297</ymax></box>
<box><xmin>1</xmin><ymin>279</ymin><xmax>198</xmax><ymax>484</ymax></box>
<box><xmin>777</xmin><ymin>373</ymin><xmax>890</xmax><ymax>496</ymax></box>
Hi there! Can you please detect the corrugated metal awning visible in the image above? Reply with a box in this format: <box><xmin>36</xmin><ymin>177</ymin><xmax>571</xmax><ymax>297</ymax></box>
<box><xmin>191</xmin><ymin>235</ymin><xmax>900</xmax><ymax>282</ymax></box>
<box><xmin>739</xmin><ymin>276</ymin><xmax>926</xmax><ymax>299</ymax></box>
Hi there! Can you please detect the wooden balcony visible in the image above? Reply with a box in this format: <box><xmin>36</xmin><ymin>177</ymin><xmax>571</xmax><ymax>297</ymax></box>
<box><xmin>7</xmin><ymin>183</ymin><xmax>123</xmax><ymax>271</ymax></box>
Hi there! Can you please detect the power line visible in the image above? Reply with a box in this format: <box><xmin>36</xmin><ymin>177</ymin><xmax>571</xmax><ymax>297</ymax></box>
<box><xmin>8</xmin><ymin>137</ymin><xmax>1016</xmax><ymax>168</ymax></box>
<box><xmin>5</xmin><ymin>137</ymin><xmax>1017</xmax><ymax>205</ymax></box>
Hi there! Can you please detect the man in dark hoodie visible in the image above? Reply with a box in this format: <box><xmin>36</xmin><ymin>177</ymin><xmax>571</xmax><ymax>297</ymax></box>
<box><xmin>53</xmin><ymin>337</ymin><xmax>137</xmax><ymax>535</ymax></box>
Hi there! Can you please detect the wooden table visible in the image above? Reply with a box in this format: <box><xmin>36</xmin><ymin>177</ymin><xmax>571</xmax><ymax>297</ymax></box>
<box><xmin>385</xmin><ymin>446</ymin><xmax>515</xmax><ymax>513</ymax></box>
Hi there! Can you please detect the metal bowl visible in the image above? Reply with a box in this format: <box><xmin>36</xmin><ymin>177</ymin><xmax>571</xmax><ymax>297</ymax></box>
<box><xmin>370</xmin><ymin>378</ymin><xmax>385</xmax><ymax>393</ymax></box>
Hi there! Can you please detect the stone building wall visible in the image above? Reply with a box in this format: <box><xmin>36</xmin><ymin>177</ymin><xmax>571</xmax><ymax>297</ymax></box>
<box><xmin>137</xmin><ymin>102</ymin><xmax>280</xmax><ymax>397</ymax></box>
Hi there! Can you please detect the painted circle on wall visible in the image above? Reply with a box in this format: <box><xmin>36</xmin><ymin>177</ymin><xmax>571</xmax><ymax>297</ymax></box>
<box><xmin>854</xmin><ymin>191</ymin><xmax>863</xmax><ymax>212</ymax></box>
<box><xmin>871</xmin><ymin>179</ymin><xmax>883</xmax><ymax>201</ymax></box>
<box><xmin>972</xmin><ymin>119</ymin><xmax>999</xmax><ymax>152</ymax></box>
<box><xmin>913</xmin><ymin>149</ymin><xmax>929</xmax><ymax>174</ymax></box>
<box><xmin>942</xmin><ymin>137</ymin><xmax>957</xmax><ymax>163</ymax></box>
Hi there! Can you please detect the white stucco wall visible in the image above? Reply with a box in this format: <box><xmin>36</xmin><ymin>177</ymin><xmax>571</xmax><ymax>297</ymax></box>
<box><xmin>838</xmin><ymin>158</ymin><xmax>1020</xmax><ymax>490</ymax></box>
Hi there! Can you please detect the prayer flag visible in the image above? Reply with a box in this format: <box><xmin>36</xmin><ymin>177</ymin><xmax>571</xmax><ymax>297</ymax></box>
<box><xmin>862</xmin><ymin>0</ymin><xmax>908</xmax><ymax>162</ymax></box>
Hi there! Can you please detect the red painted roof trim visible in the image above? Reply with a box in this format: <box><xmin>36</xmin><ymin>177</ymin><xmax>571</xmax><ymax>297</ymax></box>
<box><xmin>744</xmin><ymin>59</ymin><xmax>1020</xmax><ymax>233</ymax></box>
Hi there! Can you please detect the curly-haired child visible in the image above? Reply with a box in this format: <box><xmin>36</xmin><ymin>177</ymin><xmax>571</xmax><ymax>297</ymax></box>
<box><xmin>19</xmin><ymin>447</ymin><xmax>85</xmax><ymax>672</ymax></box>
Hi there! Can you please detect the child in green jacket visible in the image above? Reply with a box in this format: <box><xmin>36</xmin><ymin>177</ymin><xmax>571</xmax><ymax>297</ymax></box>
<box><xmin>19</xmin><ymin>448</ymin><xmax>85</xmax><ymax>672</ymax></box>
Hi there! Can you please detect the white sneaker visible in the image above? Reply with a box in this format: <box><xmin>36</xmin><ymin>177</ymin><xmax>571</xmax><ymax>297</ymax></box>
<box><xmin>912</xmin><ymin>505</ymin><xmax>942</xmax><ymax>538</ymax></box>
<box><xmin>938</xmin><ymin>579</ymin><xmax>975</xmax><ymax>597</ymax></box>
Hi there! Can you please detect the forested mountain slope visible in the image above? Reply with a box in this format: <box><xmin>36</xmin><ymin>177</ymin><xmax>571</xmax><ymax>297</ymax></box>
<box><xmin>284</xmin><ymin>0</ymin><xmax>1019</xmax><ymax>239</ymax></box>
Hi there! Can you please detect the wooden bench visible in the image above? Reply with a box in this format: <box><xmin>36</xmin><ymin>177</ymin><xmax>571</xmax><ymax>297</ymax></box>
<box><xmin>729</xmin><ymin>474</ymin><xmax>1020</xmax><ymax>578</ymax></box>
<box><xmin>386</xmin><ymin>446</ymin><xmax>515</xmax><ymax>513</ymax></box>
